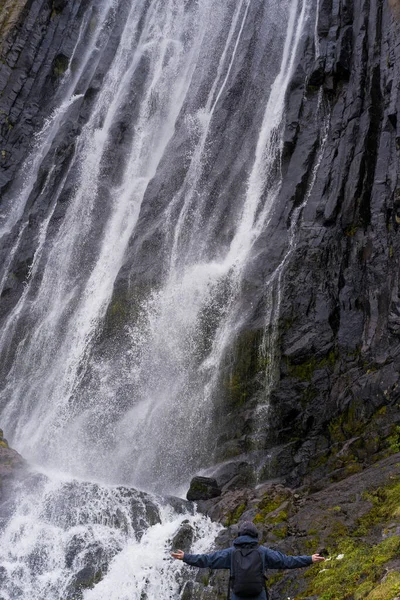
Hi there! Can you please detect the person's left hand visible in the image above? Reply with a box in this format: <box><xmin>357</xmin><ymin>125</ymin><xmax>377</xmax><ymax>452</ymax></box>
<box><xmin>171</xmin><ymin>550</ymin><xmax>184</xmax><ymax>560</ymax></box>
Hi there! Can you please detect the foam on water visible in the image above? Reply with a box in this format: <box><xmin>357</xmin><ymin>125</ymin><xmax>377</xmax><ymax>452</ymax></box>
<box><xmin>0</xmin><ymin>469</ymin><xmax>219</xmax><ymax>600</ymax></box>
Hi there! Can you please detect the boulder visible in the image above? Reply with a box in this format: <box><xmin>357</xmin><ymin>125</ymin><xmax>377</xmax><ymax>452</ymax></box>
<box><xmin>171</xmin><ymin>520</ymin><xmax>194</xmax><ymax>552</ymax></box>
<box><xmin>186</xmin><ymin>476</ymin><xmax>221</xmax><ymax>501</ymax></box>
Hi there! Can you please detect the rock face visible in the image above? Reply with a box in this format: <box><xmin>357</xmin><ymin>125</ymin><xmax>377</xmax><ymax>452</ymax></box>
<box><xmin>206</xmin><ymin>0</ymin><xmax>400</xmax><ymax>486</ymax></box>
<box><xmin>0</xmin><ymin>0</ymin><xmax>92</xmax><ymax>195</ymax></box>
<box><xmin>0</xmin><ymin>0</ymin><xmax>399</xmax><ymax>501</ymax></box>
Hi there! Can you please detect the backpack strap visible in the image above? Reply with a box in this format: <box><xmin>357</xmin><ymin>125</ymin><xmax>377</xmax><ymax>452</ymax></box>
<box><xmin>227</xmin><ymin>548</ymin><xmax>234</xmax><ymax>600</ymax></box>
<box><xmin>227</xmin><ymin>574</ymin><xmax>231</xmax><ymax>600</ymax></box>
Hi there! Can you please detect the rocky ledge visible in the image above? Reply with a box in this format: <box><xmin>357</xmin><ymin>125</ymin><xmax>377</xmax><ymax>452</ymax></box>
<box><xmin>182</xmin><ymin>453</ymin><xmax>400</xmax><ymax>600</ymax></box>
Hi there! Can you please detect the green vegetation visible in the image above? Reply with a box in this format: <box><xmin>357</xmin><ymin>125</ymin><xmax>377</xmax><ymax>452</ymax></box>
<box><xmin>356</xmin><ymin>479</ymin><xmax>400</xmax><ymax>535</ymax></box>
<box><xmin>0</xmin><ymin>109</ymin><xmax>14</xmax><ymax>130</ymax></box>
<box><xmin>51</xmin><ymin>1</ymin><xmax>64</xmax><ymax>18</ymax></box>
<box><xmin>301</xmin><ymin>478</ymin><xmax>400</xmax><ymax>599</ymax></box>
<box><xmin>286</xmin><ymin>350</ymin><xmax>337</xmax><ymax>382</ymax></box>
<box><xmin>271</xmin><ymin>524</ymin><xmax>288</xmax><ymax>539</ymax></box>
<box><xmin>224</xmin><ymin>503</ymin><xmax>247</xmax><ymax>527</ymax></box>
<box><xmin>52</xmin><ymin>54</ymin><xmax>69</xmax><ymax>77</ymax></box>
<box><xmin>387</xmin><ymin>425</ymin><xmax>400</xmax><ymax>454</ymax></box>
<box><xmin>304</xmin><ymin>536</ymin><xmax>400</xmax><ymax>600</ymax></box>
<box><xmin>0</xmin><ymin>1</ymin><xmax>27</xmax><ymax>48</ymax></box>
<box><xmin>222</xmin><ymin>329</ymin><xmax>264</xmax><ymax>408</ymax></box>
<box><xmin>344</xmin><ymin>224</ymin><xmax>358</xmax><ymax>236</ymax></box>
<box><xmin>253</xmin><ymin>491</ymin><xmax>290</xmax><ymax>524</ymax></box>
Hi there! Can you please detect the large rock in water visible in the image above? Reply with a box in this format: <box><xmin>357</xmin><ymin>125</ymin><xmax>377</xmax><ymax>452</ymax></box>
<box><xmin>171</xmin><ymin>519</ymin><xmax>194</xmax><ymax>552</ymax></box>
<box><xmin>187</xmin><ymin>476</ymin><xmax>221</xmax><ymax>501</ymax></box>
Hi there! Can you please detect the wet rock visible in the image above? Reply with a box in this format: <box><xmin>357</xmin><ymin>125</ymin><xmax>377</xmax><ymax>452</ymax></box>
<box><xmin>164</xmin><ymin>495</ymin><xmax>195</xmax><ymax>515</ymax></box>
<box><xmin>186</xmin><ymin>477</ymin><xmax>221</xmax><ymax>501</ymax></box>
<box><xmin>66</xmin><ymin>564</ymin><xmax>104</xmax><ymax>599</ymax></box>
<box><xmin>202</xmin><ymin>460</ymin><xmax>256</xmax><ymax>491</ymax></box>
<box><xmin>307</xmin><ymin>57</ymin><xmax>326</xmax><ymax>88</ymax></box>
<box><xmin>171</xmin><ymin>520</ymin><xmax>194</xmax><ymax>552</ymax></box>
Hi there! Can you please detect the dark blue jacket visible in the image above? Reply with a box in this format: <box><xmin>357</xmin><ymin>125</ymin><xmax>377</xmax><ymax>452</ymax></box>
<box><xmin>183</xmin><ymin>535</ymin><xmax>313</xmax><ymax>600</ymax></box>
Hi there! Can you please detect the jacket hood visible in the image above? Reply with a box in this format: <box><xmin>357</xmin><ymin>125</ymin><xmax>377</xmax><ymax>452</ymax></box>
<box><xmin>238</xmin><ymin>521</ymin><xmax>259</xmax><ymax>538</ymax></box>
<box><xmin>233</xmin><ymin>535</ymin><xmax>259</xmax><ymax>547</ymax></box>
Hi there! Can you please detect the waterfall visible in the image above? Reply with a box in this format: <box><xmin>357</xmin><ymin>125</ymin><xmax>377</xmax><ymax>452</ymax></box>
<box><xmin>0</xmin><ymin>0</ymin><xmax>312</xmax><ymax>597</ymax></box>
<box><xmin>0</xmin><ymin>468</ymin><xmax>219</xmax><ymax>599</ymax></box>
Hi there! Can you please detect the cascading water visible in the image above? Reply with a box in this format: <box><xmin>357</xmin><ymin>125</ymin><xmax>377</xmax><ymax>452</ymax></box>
<box><xmin>0</xmin><ymin>0</ymin><xmax>314</xmax><ymax>597</ymax></box>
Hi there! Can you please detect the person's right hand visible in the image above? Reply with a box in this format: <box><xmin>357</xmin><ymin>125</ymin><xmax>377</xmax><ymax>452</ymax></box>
<box><xmin>171</xmin><ymin>550</ymin><xmax>185</xmax><ymax>560</ymax></box>
<box><xmin>312</xmin><ymin>554</ymin><xmax>325</xmax><ymax>563</ymax></box>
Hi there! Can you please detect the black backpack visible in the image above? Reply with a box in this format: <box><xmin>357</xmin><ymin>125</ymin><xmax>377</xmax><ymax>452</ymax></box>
<box><xmin>228</xmin><ymin>546</ymin><xmax>268</xmax><ymax>598</ymax></box>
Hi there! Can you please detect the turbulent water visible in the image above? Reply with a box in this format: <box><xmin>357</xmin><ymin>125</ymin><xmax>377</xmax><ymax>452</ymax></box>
<box><xmin>0</xmin><ymin>0</ymin><xmax>315</xmax><ymax>597</ymax></box>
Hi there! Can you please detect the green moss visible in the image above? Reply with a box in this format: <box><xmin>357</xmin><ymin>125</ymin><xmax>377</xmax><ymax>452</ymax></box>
<box><xmin>305</xmin><ymin>536</ymin><xmax>320</xmax><ymax>552</ymax></box>
<box><xmin>52</xmin><ymin>54</ymin><xmax>69</xmax><ymax>77</ymax></box>
<box><xmin>309</xmin><ymin>452</ymin><xmax>329</xmax><ymax>471</ymax></box>
<box><xmin>271</xmin><ymin>524</ymin><xmax>288</xmax><ymax>539</ymax></box>
<box><xmin>224</xmin><ymin>374</ymin><xmax>248</xmax><ymax>406</ymax></box>
<box><xmin>345</xmin><ymin>462</ymin><xmax>363</xmax><ymax>476</ymax></box>
<box><xmin>258</xmin><ymin>495</ymin><xmax>284</xmax><ymax>513</ymax></box>
<box><xmin>328</xmin><ymin>399</ymin><xmax>367</xmax><ymax>443</ymax></box>
<box><xmin>253</xmin><ymin>492</ymin><xmax>291</xmax><ymax>525</ymax></box>
<box><xmin>224</xmin><ymin>503</ymin><xmax>247</xmax><ymax>527</ymax></box>
<box><xmin>344</xmin><ymin>224</ymin><xmax>358</xmax><ymax>236</ymax></box>
<box><xmin>355</xmin><ymin>478</ymin><xmax>400</xmax><ymax>535</ymax></box>
<box><xmin>102</xmin><ymin>285</ymin><xmax>151</xmax><ymax>336</ymax></box>
<box><xmin>287</xmin><ymin>350</ymin><xmax>337</xmax><ymax>382</ymax></box>
<box><xmin>0</xmin><ymin>109</ymin><xmax>14</xmax><ymax>129</ymax></box>
<box><xmin>266</xmin><ymin>510</ymin><xmax>288</xmax><ymax>525</ymax></box>
<box><xmin>386</xmin><ymin>425</ymin><xmax>400</xmax><ymax>453</ymax></box>
<box><xmin>326</xmin><ymin>520</ymin><xmax>349</xmax><ymax>545</ymax></box>
<box><xmin>302</xmin><ymin>478</ymin><xmax>400</xmax><ymax>599</ymax></box>
<box><xmin>221</xmin><ymin>329</ymin><xmax>265</xmax><ymax>408</ymax></box>
<box><xmin>267</xmin><ymin>572</ymin><xmax>284</xmax><ymax>586</ymax></box>
<box><xmin>364</xmin><ymin>570</ymin><xmax>400</xmax><ymax>599</ymax></box>
<box><xmin>304</xmin><ymin>536</ymin><xmax>400</xmax><ymax>600</ymax></box>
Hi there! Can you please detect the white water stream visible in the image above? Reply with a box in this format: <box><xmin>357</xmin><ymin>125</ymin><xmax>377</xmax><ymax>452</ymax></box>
<box><xmin>0</xmin><ymin>0</ymin><xmax>315</xmax><ymax>597</ymax></box>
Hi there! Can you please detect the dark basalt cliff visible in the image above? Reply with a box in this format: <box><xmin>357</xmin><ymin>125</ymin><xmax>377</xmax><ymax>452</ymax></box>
<box><xmin>0</xmin><ymin>0</ymin><xmax>91</xmax><ymax>192</ymax></box>
<box><xmin>0</xmin><ymin>0</ymin><xmax>399</xmax><ymax>502</ymax></box>
<box><xmin>208</xmin><ymin>0</ymin><xmax>400</xmax><ymax>490</ymax></box>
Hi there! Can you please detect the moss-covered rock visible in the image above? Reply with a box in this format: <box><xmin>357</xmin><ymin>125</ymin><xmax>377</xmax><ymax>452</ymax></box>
<box><xmin>187</xmin><ymin>476</ymin><xmax>221</xmax><ymax>501</ymax></box>
<box><xmin>219</xmin><ymin>328</ymin><xmax>266</xmax><ymax>410</ymax></box>
<box><xmin>52</xmin><ymin>53</ymin><xmax>69</xmax><ymax>77</ymax></box>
